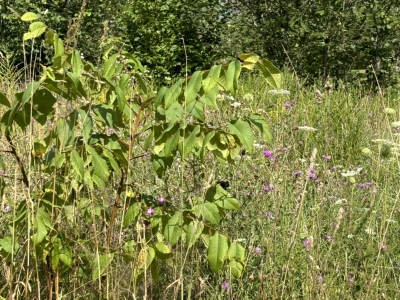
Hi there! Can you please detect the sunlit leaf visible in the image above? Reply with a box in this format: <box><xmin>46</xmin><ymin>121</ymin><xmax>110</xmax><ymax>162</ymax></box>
<box><xmin>207</xmin><ymin>232</ymin><xmax>228</xmax><ymax>274</ymax></box>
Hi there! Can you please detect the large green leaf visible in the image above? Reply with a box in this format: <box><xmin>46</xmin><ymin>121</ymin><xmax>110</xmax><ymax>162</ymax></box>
<box><xmin>123</xmin><ymin>203</ymin><xmax>140</xmax><ymax>227</ymax></box>
<box><xmin>86</xmin><ymin>145</ymin><xmax>110</xmax><ymax>180</ymax></box>
<box><xmin>179</xmin><ymin>125</ymin><xmax>200</xmax><ymax>159</ymax></box>
<box><xmin>202</xmin><ymin>65</ymin><xmax>221</xmax><ymax>93</ymax></box>
<box><xmin>22</xmin><ymin>81</ymin><xmax>41</xmax><ymax>105</ymax></box>
<box><xmin>164</xmin><ymin>79</ymin><xmax>184</xmax><ymax>109</ymax></box>
<box><xmin>70</xmin><ymin>149</ymin><xmax>85</xmax><ymax>182</ymax></box>
<box><xmin>193</xmin><ymin>202</ymin><xmax>220</xmax><ymax>225</ymax></box>
<box><xmin>0</xmin><ymin>92</ymin><xmax>11</xmax><ymax>107</ymax></box>
<box><xmin>224</xmin><ymin>60</ymin><xmax>241</xmax><ymax>96</ymax></box>
<box><xmin>248</xmin><ymin>114</ymin><xmax>272</xmax><ymax>144</ymax></box>
<box><xmin>57</xmin><ymin>119</ymin><xmax>74</xmax><ymax>149</ymax></box>
<box><xmin>32</xmin><ymin>215</ymin><xmax>48</xmax><ymax>245</ymax></box>
<box><xmin>185</xmin><ymin>71</ymin><xmax>203</xmax><ymax>103</ymax></box>
<box><xmin>228</xmin><ymin>242</ymin><xmax>245</xmax><ymax>262</ymax></box>
<box><xmin>238</xmin><ymin>53</ymin><xmax>259</xmax><ymax>70</ymax></box>
<box><xmin>205</xmin><ymin>185</ymin><xmax>239</xmax><ymax>210</ymax></box>
<box><xmin>0</xmin><ymin>236</ymin><xmax>20</xmax><ymax>254</ymax></box>
<box><xmin>21</xmin><ymin>12</ymin><xmax>38</xmax><ymax>21</ymax></box>
<box><xmin>257</xmin><ymin>59</ymin><xmax>281</xmax><ymax>90</ymax></box>
<box><xmin>164</xmin><ymin>211</ymin><xmax>184</xmax><ymax>246</ymax></box>
<box><xmin>23</xmin><ymin>22</ymin><xmax>47</xmax><ymax>40</ymax></box>
<box><xmin>165</xmin><ymin>102</ymin><xmax>183</xmax><ymax>122</ymax></box>
<box><xmin>207</xmin><ymin>232</ymin><xmax>229</xmax><ymax>274</ymax></box>
<box><xmin>228</xmin><ymin>119</ymin><xmax>254</xmax><ymax>152</ymax></box>
<box><xmin>103</xmin><ymin>53</ymin><xmax>119</xmax><ymax>78</ymax></box>
<box><xmin>185</xmin><ymin>220</ymin><xmax>204</xmax><ymax>248</ymax></box>
<box><xmin>92</xmin><ymin>253</ymin><xmax>115</xmax><ymax>280</ymax></box>
<box><xmin>229</xmin><ymin>260</ymin><xmax>244</xmax><ymax>278</ymax></box>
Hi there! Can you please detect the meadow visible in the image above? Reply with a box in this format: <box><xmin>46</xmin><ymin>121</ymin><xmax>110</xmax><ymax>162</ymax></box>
<box><xmin>1</xmin><ymin>49</ymin><xmax>400</xmax><ymax>300</ymax></box>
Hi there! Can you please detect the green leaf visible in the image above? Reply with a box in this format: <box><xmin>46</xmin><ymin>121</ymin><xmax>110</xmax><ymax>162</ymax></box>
<box><xmin>228</xmin><ymin>242</ymin><xmax>245</xmax><ymax>262</ymax></box>
<box><xmin>123</xmin><ymin>203</ymin><xmax>140</xmax><ymax>227</ymax></box>
<box><xmin>70</xmin><ymin>150</ymin><xmax>85</xmax><ymax>182</ymax></box>
<box><xmin>22</xmin><ymin>81</ymin><xmax>41</xmax><ymax>105</ymax></box>
<box><xmin>229</xmin><ymin>260</ymin><xmax>244</xmax><ymax>278</ymax></box>
<box><xmin>257</xmin><ymin>59</ymin><xmax>281</xmax><ymax>90</ymax></box>
<box><xmin>202</xmin><ymin>65</ymin><xmax>221</xmax><ymax>93</ymax></box>
<box><xmin>199</xmin><ymin>86</ymin><xmax>219</xmax><ymax>108</ymax></box>
<box><xmin>164</xmin><ymin>127</ymin><xmax>180</xmax><ymax>157</ymax></box>
<box><xmin>164</xmin><ymin>211</ymin><xmax>184</xmax><ymax>246</ymax></box>
<box><xmin>186</xmin><ymin>100</ymin><xmax>204</xmax><ymax>122</ymax></box>
<box><xmin>180</xmin><ymin>125</ymin><xmax>200</xmax><ymax>159</ymax></box>
<box><xmin>21</xmin><ymin>12</ymin><xmax>38</xmax><ymax>21</ymax></box>
<box><xmin>86</xmin><ymin>145</ymin><xmax>110</xmax><ymax>180</ymax></box>
<box><xmin>164</xmin><ymin>79</ymin><xmax>184</xmax><ymax>109</ymax></box>
<box><xmin>185</xmin><ymin>220</ymin><xmax>204</xmax><ymax>248</ymax></box>
<box><xmin>155</xmin><ymin>242</ymin><xmax>171</xmax><ymax>254</ymax></box>
<box><xmin>205</xmin><ymin>185</ymin><xmax>240</xmax><ymax>210</ymax></box>
<box><xmin>51</xmin><ymin>238</ymin><xmax>61</xmax><ymax>271</ymax></box>
<box><xmin>92</xmin><ymin>253</ymin><xmax>115</xmax><ymax>280</ymax></box>
<box><xmin>0</xmin><ymin>236</ymin><xmax>19</xmax><ymax>254</ymax></box>
<box><xmin>224</xmin><ymin>60</ymin><xmax>241</xmax><ymax>96</ymax></box>
<box><xmin>57</xmin><ymin>119</ymin><xmax>73</xmax><ymax>149</ymax></box>
<box><xmin>32</xmin><ymin>215</ymin><xmax>48</xmax><ymax>245</ymax></box>
<box><xmin>185</xmin><ymin>71</ymin><xmax>203</xmax><ymax>103</ymax></box>
<box><xmin>238</xmin><ymin>53</ymin><xmax>259</xmax><ymax>70</ymax></box>
<box><xmin>165</xmin><ymin>102</ymin><xmax>183</xmax><ymax>123</ymax></box>
<box><xmin>193</xmin><ymin>202</ymin><xmax>220</xmax><ymax>225</ymax></box>
<box><xmin>207</xmin><ymin>232</ymin><xmax>229</xmax><ymax>274</ymax></box>
<box><xmin>23</xmin><ymin>22</ymin><xmax>47</xmax><ymax>40</ymax></box>
<box><xmin>103</xmin><ymin>53</ymin><xmax>119</xmax><ymax>78</ymax></box>
<box><xmin>71</xmin><ymin>50</ymin><xmax>84</xmax><ymax>75</ymax></box>
<box><xmin>0</xmin><ymin>92</ymin><xmax>11</xmax><ymax>107</ymax></box>
<box><xmin>66</xmin><ymin>71</ymin><xmax>87</xmax><ymax>98</ymax></box>
<box><xmin>78</xmin><ymin>109</ymin><xmax>93</xmax><ymax>142</ymax></box>
<box><xmin>59</xmin><ymin>245</ymin><xmax>72</xmax><ymax>267</ymax></box>
<box><xmin>248</xmin><ymin>114</ymin><xmax>272</xmax><ymax>144</ymax></box>
<box><xmin>228</xmin><ymin>119</ymin><xmax>254</xmax><ymax>153</ymax></box>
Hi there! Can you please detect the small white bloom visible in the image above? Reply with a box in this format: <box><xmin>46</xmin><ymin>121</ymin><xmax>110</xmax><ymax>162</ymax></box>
<box><xmin>230</xmin><ymin>102</ymin><xmax>241</xmax><ymax>108</ymax></box>
<box><xmin>347</xmin><ymin>234</ymin><xmax>354</xmax><ymax>239</ymax></box>
<box><xmin>365</xmin><ymin>227</ymin><xmax>376</xmax><ymax>235</ymax></box>
<box><xmin>223</xmin><ymin>94</ymin><xmax>235</xmax><ymax>101</ymax></box>
<box><xmin>340</xmin><ymin>167</ymin><xmax>362</xmax><ymax>177</ymax></box>
<box><xmin>268</xmin><ymin>89</ymin><xmax>291</xmax><ymax>95</ymax></box>
<box><xmin>298</xmin><ymin>126</ymin><xmax>318</xmax><ymax>132</ymax></box>
<box><xmin>391</xmin><ymin>121</ymin><xmax>400</xmax><ymax>128</ymax></box>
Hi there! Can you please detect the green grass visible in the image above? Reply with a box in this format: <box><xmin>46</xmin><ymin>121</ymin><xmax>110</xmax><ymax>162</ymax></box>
<box><xmin>1</xmin><ymin>68</ymin><xmax>400</xmax><ymax>299</ymax></box>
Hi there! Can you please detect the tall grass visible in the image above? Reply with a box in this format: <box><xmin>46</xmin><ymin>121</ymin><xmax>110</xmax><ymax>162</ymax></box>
<box><xmin>1</xmin><ymin>64</ymin><xmax>400</xmax><ymax>299</ymax></box>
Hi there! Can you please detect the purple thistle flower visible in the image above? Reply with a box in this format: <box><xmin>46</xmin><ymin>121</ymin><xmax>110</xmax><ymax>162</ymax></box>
<box><xmin>158</xmin><ymin>197</ymin><xmax>166</xmax><ymax>205</ymax></box>
<box><xmin>309</xmin><ymin>169</ymin><xmax>317</xmax><ymax>180</ymax></box>
<box><xmin>291</xmin><ymin>99</ymin><xmax>297</xmax><ymax>105</ymax></box>
<box><xmin>146</xmin><ymin>207</ymin><xmax>155</xmax><ymax>217</ymax></box>
<box><xmin>283</xmin><ymin>103</ymin><xmax>292</xmax><ymax>109</ymax></box>
<box><xmin>292</xmin><ymin>171</ymin><xmax>302</xmax><ymax>178</ymax></box>
<box><xmin>3</xmin><ymin>205</ymin><xmax>11</xmax><ymax>212</ymax></box>
<box><xmin>302</xmin><ymin>239</ymin><xmax>310</xmax><ymax>248</ymax></box>
<box><xmin>263</xmin><ymin>184</ymin><xmax>275</xmax><ymax>193</ymax></box>
<box><xmin>221</xmin><ymin>281</ymin><xmax>230</xmax><ymax>291</ymax></box>
<box><xmin>325</xmin><ymin>235</ymin><xmax>332</xmax><ymax>242</ymax></box>
<box><xmin>263</xmin><ymin>150</ymin><xmax>274</xmax><ymax>160</ymax></box>
<box><xmin>322</xmin><ymin>155</ymin><xmax>331</xmax><ymax>161</ymax></box>
<box><xmin>254</xmin><ymin>247</ymin><xmax>262</xmax><ymax>254</ymax></box>
<box><xmin>266</xmin><ymin>211</ymin><xmax>273</xmax><ymax>219</ymax></box>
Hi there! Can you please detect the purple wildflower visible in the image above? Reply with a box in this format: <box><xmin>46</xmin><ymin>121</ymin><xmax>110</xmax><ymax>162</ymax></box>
<box><xmin>221</xmin><ymin>281</ymin><xmax>230</xmax><ymax>291</ymax></box>
<box><xmin>146</xmin><ymin>207</ymin><xmax>155</xmax><ymax>217</ymax></box>
<box><xmin>291</xmin><ymin>99</ymin><xmax>297</xmax><ymax>105</ymax></box>
<box><xmin>302</xmin><ymin>239</ymin><xmax>310</xmax><ymax>248</ymax></box>
<box><xmin>283</xmin><ymin>103</ymin><xmax>292</xmax><ymax>109</ymax></box>
<box><xmin>254</xmin><ymin>247</ymin><xmax>262</xmax><ymax>254</ymax></box>
<box><xmin>322</xmin><ymin>155</ymin><xmax>331</xmax><ymax>161</ymax></box>
<box><xmin>309</xmin><ymin>169</ymin><xmax>317</xmax><ymax>180</ymax></box>
<box><xmin>3</xmin><ymin>205</ymin><xmax>11</xmax><ymax>212</ymax></box>
<box><xmin>263</xmin><ymin>184</ymin><xmax>275</xmax><ymax>193</ymax></box>
<box><xmin>325</xmin><ymin>235</ymin><xmax>332</xmax><ymax>242</ymax></box>
<box><xmin>263</xmin><ymin>150</ymin><xmax>274</xmax><ymax>160</ymax></box>
<box><xmin>266</xmin><ymin>211</ymin><xmax>273</xmax><ymax>219</ymax></box>
<box><xmin>292</xmin><ymin>171</ymin><xmax>302</xmax><ymax>178</ymax></box>
<box><xmin>158</xmin><ymin>197</ymin><xmax>166</xmax><ymax>205</ymax></box>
